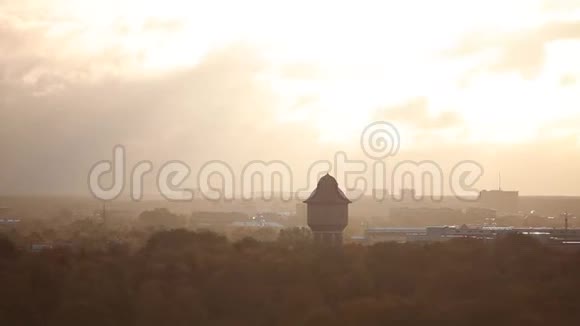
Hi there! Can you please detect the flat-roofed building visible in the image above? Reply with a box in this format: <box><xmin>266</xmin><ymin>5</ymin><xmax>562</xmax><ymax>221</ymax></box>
<box><xmin>478</xmin><ymin>190</ymin><xmax>519</xmax><ymax>213</ymax></box>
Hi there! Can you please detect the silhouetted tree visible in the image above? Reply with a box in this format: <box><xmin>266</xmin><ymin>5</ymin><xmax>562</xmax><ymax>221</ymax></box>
<box><xmin>278</xmin><ymin>226</ymin><xmax>312</xmax><ymax>246</ymax></box>
<box><xmin>1</xmin><ymin>230</ymin><xmax>580</xmax><ymax>326</ymax></box>
<box><xmin>0</xmin><ymin>236</ymin><xmax>17</xmax><ymax>260</ymax></box>
<box><xmin>138</xmin><ymin>208</ymin><xmax>185</xmax><ymax>229</ymax></box>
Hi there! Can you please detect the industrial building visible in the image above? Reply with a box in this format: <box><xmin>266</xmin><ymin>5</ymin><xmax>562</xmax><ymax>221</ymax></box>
<box><xmin>478</xmin><ymin>189</ymin><xmax>519</xmax><ymax>213</ymax></box>
<box><xmin>364</xmin><ymin>225</ymin><xmax>580</xmax><ymax>245</ymax></box>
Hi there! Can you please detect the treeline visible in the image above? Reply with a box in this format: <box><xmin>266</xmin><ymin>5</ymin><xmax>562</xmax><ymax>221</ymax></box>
<box><xmin>1</xmin><ymin>230</ymin><xmax>580</xmax><ymax>325</ymax></box>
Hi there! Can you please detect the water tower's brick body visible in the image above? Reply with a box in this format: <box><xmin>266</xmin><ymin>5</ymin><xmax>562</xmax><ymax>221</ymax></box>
<box><xmin>304</xmin><ymin>174</ymin><xmax>351</xmax><ymax>246</ymax></box>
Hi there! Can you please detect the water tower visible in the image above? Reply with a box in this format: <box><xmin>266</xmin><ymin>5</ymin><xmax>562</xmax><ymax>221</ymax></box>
<box><xmin>303</xmin><ymin>174</ymin><xmax>351</xmax><ymax>245</ymax></box>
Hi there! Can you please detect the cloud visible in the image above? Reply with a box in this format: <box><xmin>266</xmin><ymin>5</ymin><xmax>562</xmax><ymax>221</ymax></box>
<box><xmin>0</xmin><ymin>42</ymin><xmax>328</xmax><ymax>195</ymax></box>
<box><xmin>560</xmin><ymin>74</ymin><xmax>576</xmax><ymax>86</ymax></box>
<box><xmin>375</xmin><ymin>97</ymin><xmax>462</xmax><ymax>130</ymax></box>
<box><xmin>0</xmin><ymin>12</ymin><xmax>329</xmax><ymax>195</ymax></box>
<box><xmin>542</xmin><ymin>0</ymin><xmax>580</xmax><ymax>12</ymax></box>
<box><xmin>142</xmin><ymin>18</ymin><xmax>185</xmax><ymax>33</ymax></box>
<box><xmin>0</xmin><ymin>13</ymin><xmax>130</xmax><ymax>88</ymax></box>
<box><xmin>451</xmin><ymin>20</ymin><xmax>580</xmax><ymax>78</ymax></box>
<box><xmin>278</xmin><ymin>63</ymin><xmax>324</xmax><ymax>80</ymax></box>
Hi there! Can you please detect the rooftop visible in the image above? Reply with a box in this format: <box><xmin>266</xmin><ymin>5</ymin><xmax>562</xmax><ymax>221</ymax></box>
<box><xmin>303</xmin><ymin>174</ymin><xmax>351</xmax><ymax>204</ymax></box>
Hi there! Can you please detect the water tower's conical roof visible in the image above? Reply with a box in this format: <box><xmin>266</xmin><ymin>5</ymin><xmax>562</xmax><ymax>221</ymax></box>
<box><xmin>303</xmin><ymin>174</ymin><xmax>351</xmax><ymax>204</ymax></box>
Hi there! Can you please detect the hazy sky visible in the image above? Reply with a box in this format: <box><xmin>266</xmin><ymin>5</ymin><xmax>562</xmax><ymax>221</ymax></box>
<box><xmin>1</xmin><ymin>0</ymin><xmax>580</xmax><ymax>196</ymax></box>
